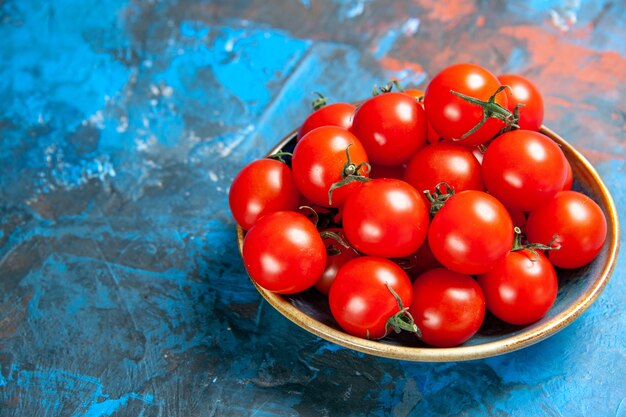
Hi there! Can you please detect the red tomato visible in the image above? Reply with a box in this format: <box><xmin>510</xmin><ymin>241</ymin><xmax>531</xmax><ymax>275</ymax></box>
<box><xmin>242</xmin><ymin>211</ymin><xmax>326</xmax><ymax>294</ymax></box>
<box><xmin>350</xmin><ymin>92</ymin><xmax>427</xmax><ymax>166</ymax></box>
<box><xmin>410</xmin><ymin>268</ymin><xmax>485</xmax><ymax>347</ymax></box>
<box><xmin>404</xmin><ymin>142</ymin><xmax>484</xmax><ymax>204</ymax></box>
<box><xmin>342</xmin><ymin>178</ymin><xmax>429</xmax><ymax>258</ymax></box>
<box><xmin>329</xmin><ymin>256</ymin><xmax>414</xmax><ymax>339</ymax></box>
<box><xmin>314</xmin><ymin>229</ymin><xmax>360</xmax><ymax>295</ymax></box>
<box><xmin>403</xmin><ymin>89</ymin><xmax>442</xmax><ymax>144</ymax></box>
<box><xmin>478</xmin><ymin>250</ymin><xmax>557</xmax><ymax>325</ymax></box>
<box><xmin>297</xmin><ymin>102</ymin><xmax>357</xmax><ymax>141</ymax></box>
<box><xmin>481</xmin><ymin>129</ymin><xmax>568</xmax><ymax>212</ymax></box>
<box><xmin>397</xmin><ymin>239</ymin><xmax>443</xmax><ymax>281</ymax></box>
<box><xmin>229</xmin><ymin>158</ymin><xmax>300</xmax><ymax>230</ymax></box>
<box><xmin>428</xmin><ymin>190</ymin><xmax>514</xmax><ymax>275</ymax></box>
<box><xmin>563</xmin><ymin>158</ymin><xmax>573</xmax><ymax>191</ymax></box>
<box><xmin>368</xmin><ymin>163</ymin><xmax>406</xmax><ymax>180</ymax></box>
<box><xmin>525</xmin><ymin>191</ymin><xmax>607</xmax><ymax>269</ymax></box>
<box><xmin>497</xmin><ymin>74</ymin><xmax>544</xmax><ymax>131</ymax></box>
<box><xmin>424</xmin><ymin>63</ymin><xmax>509</xmax><ymax>146</ymax></box>
<box><xmin>292</xmin><ymin>126</ymin><xmax>369</xmax><ymax>208</ymax></box>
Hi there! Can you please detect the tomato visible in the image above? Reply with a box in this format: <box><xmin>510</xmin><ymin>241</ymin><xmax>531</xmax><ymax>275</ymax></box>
<box><xmin>396</xmin><ymin>239</ymin><xmax>443</xmax><ymax>281</ymax></box>
<box><xmin>481</xmin><ymin>129</ymin><xmax>568</xmax><ymax>212</ymax></box>
<box><xmin>497</xmin><ymin>74</ymin><xmax>544</xmax><ymax>131</ymax></box>
<box><xmin>403</xmin><ymin>89</ymin><xmax>442</xmax><ymax>144</ymax></box>
<box><xmin>297</xmin><ymin>102</ymin><xmax>357</xmax><ymax>141</ymax></box>
<box><xmin>424</xmin><ymin>63</ymin><xmax>509</xmax><ymax>146</ymax></box>
<box><xmin>350</xmin><ymin>92</ymin><xmax>427</xmax><ymax>166</ymax></box>
<box><xmin>242</xmin><ymin>211</ymin><xmax>326</xmax><ymax>294</ymax></box>
<box><xmin>368</xmin><ymin>163</ymin><xmax>406</xmax><ymax>180</ymax></box>
<box><xmin>292</xmin><ymin>126</ymin><xmax>369</xmax><ymax>208</ymax></box>
<box><xmin>329</xmin><ymin>256</ymin><xmax>415</xmax><ymax>339</ymax></box>
<box><xmin>229</xmin><ymin>158</ymin><xmax>300</xmax><ymax>230</ymax></box>
<box><xmin>409</xmin><ymin>268</ymin><xmax>485</xmax><ymax>347</ymax></box>
<box><xmin>428</xmin><ymin>190</ymin><xmax>514</xmax><ymax>275</ymax></box>
<box><xmin>562</xmin><ymin>158</ymin><xmax>573</xmax><ymax>191</ymax></box>
<box><xmin>314</xmin><ymin>229</ymin><xmax>360</xmax><ymax>295</ymax></box>
<box><xmin>525</xmin><ymin>191</ymin><xmax>607</xmax><ymax>269</ymax></box>
<box><xmin>404</xmin><ymin>142</ymin><xmax>484</xmax><ymax>204</ymax></box>
<box><xmin>478</xmin><ymin>250</ymin><xmax>557</xmax><ymax>325</ymax></box>
<box><xmin>342</xmin><ymin>178</ymin><xmax>429</xmax><ymax>258</ymax></box>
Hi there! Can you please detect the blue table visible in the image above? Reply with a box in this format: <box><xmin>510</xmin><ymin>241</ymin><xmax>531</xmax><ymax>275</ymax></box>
<box><xmin>1</xmin><ymin>1</ymin><xmax>624</xmax><ymax>416</ymax></box>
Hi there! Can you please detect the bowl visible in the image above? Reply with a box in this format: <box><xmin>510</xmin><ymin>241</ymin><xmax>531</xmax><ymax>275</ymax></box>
<box><xmin>236</xmin><ymin>126</ymin><xmax>620</xmax><ymax>362</ymax></box>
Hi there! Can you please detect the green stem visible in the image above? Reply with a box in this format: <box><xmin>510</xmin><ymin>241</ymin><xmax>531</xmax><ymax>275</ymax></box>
<box><xmin>449</xmin><ymin>85</ymin><xmax>519</xmax><ymax>140</ymax></box>
<box><xmin>327</xmin><ymin>145</ymin><xmax>371</xmax><ymax>206</ymax></box>
<box><xmin>381</xmin><ymin>283</ymin><xmax>421</xmax><ymax>338</ymax></box>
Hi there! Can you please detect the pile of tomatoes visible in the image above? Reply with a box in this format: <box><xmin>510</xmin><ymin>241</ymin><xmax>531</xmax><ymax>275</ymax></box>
<box><xmin>229</xmin><ymin>63</ymin><xmax>608</xmax><ymax>348</ymax></box>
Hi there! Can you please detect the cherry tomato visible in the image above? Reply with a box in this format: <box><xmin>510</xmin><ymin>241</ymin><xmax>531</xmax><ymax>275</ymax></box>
<box><xmin>368</xmin><ymin>163</ymin><xmax>406</xmax><ymax>180</ymax></box>
<box><xmin>404</xmin><ymin>142</ymin><xmax>484</xmax><ymax>205</ymax></box>
<box><xmin>297</xmin><ymin>102</ymin><xmax>357</xmax><ymax>141</ymax></box>
<box><xmin>497</xmin><ymin>74</ymin><xmax>544</xmax><ymax>131</ymax></box>
<box><xmin>292</xmin><ymin>126</ymin><xmax>369</xmax><ymax>208</ymax></box>
<box><xmin>403</xmin><ymin>89</ymin><xmax>442</xmax><ymax>144</ymax></box>
<box><xmin>396</xmin><ymin>239</ymin><xmax>443</xmax><ymax>281</ymax></box>
<box><xmin>481</xmin><ymin>129</ymin><xmax>568</xmax><ymax>212</ymax></box>
<box><xmin>314</xmin><ymin>229</ymin><xmax>360</xmax><ymax>295</ymax></box>
<box><xmin>229</xmin><ymin>158</ymin><xmax>300</xmax><ymax>230</ymax></box>
<box><xmin>525</xmin><ymin>191</ymin><xmax>607</xmax><ymax>269</ymax></box>
<box><xmin>350</xmin><ymin>92</ymin><xmax>427</xmax><ymax>166</ymax></box>
<box><xmin>478</xmin><ymin>250</ymin><xmax>557</xmax><ymax>325</ymax></box>
<box><xmin>242</xmin><ymin>211</ymin><xmax>326</xmax><ymax>294</ymax></box>
<box><xmin>424</xmin><ymin>63</ymin><xmax>509</xmax><ymax>146</ymax></box>
<box><xmin>329</xmin><ymin>256</ymin><xmax>414</xmax><ymax>339</ymax></box>
<box><xmin>410</xmin><ymin>268</ymin><xmax>485</xmax><ymax>347</ymax></box>
<box><xmin>562</xmin><ymin>158</ymin><xmax>573</xmax><ymax>191</ymax></box>
<box><xmin>342</xmin><ymin>178</ymin><xmax>429</xmax><ymax>258</ymax></box>
<box><xmin>428</xmin><ymin>190</ymin><xmax>514</xmax><ymax>275</ymax></box>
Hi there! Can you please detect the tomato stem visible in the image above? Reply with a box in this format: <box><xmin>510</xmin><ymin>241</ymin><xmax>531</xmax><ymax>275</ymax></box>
<box><xmin>312</xmin><ymin>92</ymin><xmax>328</xmax><ymax>111</ymax></box>
<box><xmin>450</xmin><ymin>85</ymin><xmax>519</xmax><ymax>140</ymax></box>
<box><xmin>267</xmin><ymin>151</ymin><xmax>293</xmax><ymax>164</ymax></box>
<box><xmin>372</xmin><ymin>80</ymin><xmax>404</xmax><ymax>96</ymax></box>
<box><xmin>511</xmin><ymin>226</ymin><xmax>561</xmax><ymax>261</ymax></box>
<box><xmin>319</xmin><ymin>230</ymin><xmax>352</xmax><ymax>252</ymax></box>
<box><xmin>298</xmin><ymin>205</ymin><xmax>319</xmax><ymax>227</ymax></box>
<box><xmin>423</xmin><ymin>182</ymin><xmax>455</xmax><ymax>216</ymax></box>
<box><xmin>327</xmin><ymin>145</ymin><xmax>371</xmax><ymax>206</ymax></box>
<box><xmin>382</xmin><ymin>283</ymin><xmax>422</xmax><ymax>338</ymax></box>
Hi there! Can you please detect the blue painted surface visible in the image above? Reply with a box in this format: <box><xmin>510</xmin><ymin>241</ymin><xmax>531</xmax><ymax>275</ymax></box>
<box><xmin>0</xmin><ymin>0</ymin><xmax>624</xmax><ymax>416</ymax></box>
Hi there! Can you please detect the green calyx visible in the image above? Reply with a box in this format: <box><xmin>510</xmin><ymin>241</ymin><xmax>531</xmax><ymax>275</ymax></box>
<box><xmin>423</xmin><ymin>182</ymin><xmax>455</xmax><ymax>216</ymax></box>
<box><xmin>382</xmin><ymin>283</ymin><xmax>422</xmax><ymax>338</ymax></box>
<box><xmin>327</xmin><ymin>144</ymin><xmax>371</xmax><ymax>206</ymax></box>
<box><xmin>450</xmin><ymin>85</ymin><xmax>519</xmax><ymax>140</ymax></box>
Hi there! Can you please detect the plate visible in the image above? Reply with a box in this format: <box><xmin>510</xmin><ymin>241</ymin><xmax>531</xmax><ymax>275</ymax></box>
<box><xmin>236</xmin><ymin>126</ymin><xmax>620</xmax><ymax>362</ymax></box>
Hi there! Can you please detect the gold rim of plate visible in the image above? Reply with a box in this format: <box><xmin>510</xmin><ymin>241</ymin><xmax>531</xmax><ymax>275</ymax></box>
<box><xmin>235</xmin><ymin>126</ymin><xmax>620</xmax><ymax>362</ymax></box>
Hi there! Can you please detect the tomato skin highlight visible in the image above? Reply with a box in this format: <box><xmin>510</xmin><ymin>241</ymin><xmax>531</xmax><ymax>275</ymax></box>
<box><xmin>404</xmin><ymin>142</ymin><xmax>484</xmax><ymax>205</ymax></box>
<box><xmin>428</xmin><ymin>190</ymin><xmax>514</xmax><ymax>275</ymax></box>
<box><xmin>242</xmin><ymin>211</ymin><xmax>327</xmax><ymax>294</ymax></box>
<box><xmin>229</xmin><ymin>158</ymin><xmax>300</xmax><ymax>230</ymax></box>
<box><xmin>292</xmin><ymin>126</ymin><xmax>369</xmax><ymax>208</ymax></box>
<box><xmin>424</xmin><ymin>63</ymin><xmax>508</xmax><ymax>146</ymax></box>
<box><xmin>497</xmin><ymin>74</ymin><xmax>544</xmax><ymax>131</ymax></box>
<box><xmin>342</xmin><ymin>178</ymin><xmax>429</xmax><ymax>258</ymax></box>
<box><xmin>350</xmin><ymin>92</ymin><xmax>427</xmax><ymax>166</ymax></box>
<box><xmin>525</xmin><ymin>191</ymin><xmax>607</xmax><ymax>269</ymax></box>
<box><xmin>478</xmin><ymin>250</ymin><xmax>557</xmax><ymax>325</ymax></box>
<box><xmin>329</xmin><ymin>256</ymin><xmax>413</xmax><ymax>339</ymax></box>
<box><xmin>410</xmin><ymin>268</ymin><xmax>485</xmax><ymax>347</ymax></box>
<box><xmin>297</xmin><ymin>102</ymin><xmax>357</xmax><ymax>142</ymax></box>
<box><xmin>481</xmin><ymin>129</ymin><xmax>568</xmax><ymax>212</ymax></box>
